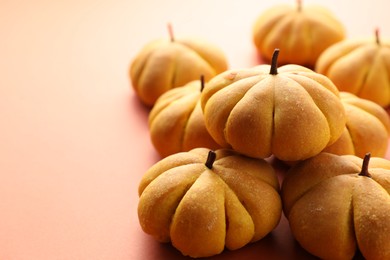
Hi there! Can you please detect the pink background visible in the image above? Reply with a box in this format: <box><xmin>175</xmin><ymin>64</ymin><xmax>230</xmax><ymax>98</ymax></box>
<box><xmin>1</xmin><ymin>0</ymin><xmax>389</xmax><ymax>259</ymax></box>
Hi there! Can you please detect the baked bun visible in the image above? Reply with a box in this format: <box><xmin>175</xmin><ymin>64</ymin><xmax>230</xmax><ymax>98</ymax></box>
<box><xmin>282</xmin><ymin>152</ymin><xmax>390</xmax><ymax>259</ymax></box>
<box><xmin>149</xmin><ymin>78</ymin><xmax>220</xmax><ymax>157</ymax></box>
<box><xmin>138</xmin><ymin>148</ymin><xmax>282</xmax><ymax>258</ymax></box>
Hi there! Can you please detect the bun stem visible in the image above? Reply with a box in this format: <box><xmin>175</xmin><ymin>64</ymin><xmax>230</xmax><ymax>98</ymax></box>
<box><xmin>205</xmin><ymin>150</ymin><xmax>217</xmax><ymax>169</ymax></box>
<box><xmin>270</xmin><ymin>49</ymin><xmax>280</xmax><ymax>75</ymax></box>
<box><xmin>359</xmin><ymin>153</ymin><xmax>372</xmax><ymax>178</ymax></box>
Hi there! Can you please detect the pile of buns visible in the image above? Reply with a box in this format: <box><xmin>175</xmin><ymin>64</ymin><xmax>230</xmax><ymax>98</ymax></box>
<box><xmin>130</xmin><ymin>1</ymin><xmax>390</xmax><ymax>259</ymax></box>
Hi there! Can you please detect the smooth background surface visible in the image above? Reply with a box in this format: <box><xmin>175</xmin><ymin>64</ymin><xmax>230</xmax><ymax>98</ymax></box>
<box><xmin>1</xmin><ymin>0</ymin><xmax>389</xmax><ymax>259</ymax></box>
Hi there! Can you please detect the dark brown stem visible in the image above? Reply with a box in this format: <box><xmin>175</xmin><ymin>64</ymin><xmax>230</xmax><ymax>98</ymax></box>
<box><xmin>297</xmin><ymin>0</ymin><xmax>302</xmax><ymax>12</ymax></box>
<box><xmin>205</xmin><ymin>150</ymin><xmax>217</xmax><ymax>169</ymax></box>
<box><xmin>358</xmin><ymin>153</ymin><xmax>372</xmax><ymax>177</ymax></box>
<box><xmin>200</xmin><ymin>75</ymin><xmax>205</xmax><ymax>92</ymax></box>
<box><xmin>269</xmin><ymin>49</ymin><xmax>280</xmax><ymax>75</ymax></box>
<box><xmin>375</xmin><ymin>27</ymin><xmax>380</xmax><ymax>45</ymax></box>
<box><xmin>167</xmin><ymin>23</ymin><xmax>174</xmax><ymax>42</ymax></box>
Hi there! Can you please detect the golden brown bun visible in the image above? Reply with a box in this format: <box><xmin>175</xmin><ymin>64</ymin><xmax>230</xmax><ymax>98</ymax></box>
<box><xmin>149</xmin><ymin>80</ymin><xmax>220</xmax><ymax>157</ymax></box>
<box><xmin>201</xmin><ymin>63</ymin><xmax>346</xmax><ymax>161</ymax></box>
<box><xmin>324</xmin><ymin>92</ymin><xmax>390</xmax><ymax>158</ymax></box>
<box><xmin>130</xmin><ymin>37</ymin><xmax>228</xmax><ymax>106</ymax></box>
<box><xmin>316</xmin><ymin>33</ymin><xmax>390</xmax><ymax>107</ymax></box>
<box><xmin>253</xmin><ymin>3</ymin><xmax>345</xmax><ymax>67</ymax></box>
<box><xmin>281</xmin><ymin>152</ymin><xmax>390</xmax><ymax>259</ymax></box>
<box><xmin>138</xmin><ymin>148</ymin><xmax>282</xmax><ymax>258</ymax></box>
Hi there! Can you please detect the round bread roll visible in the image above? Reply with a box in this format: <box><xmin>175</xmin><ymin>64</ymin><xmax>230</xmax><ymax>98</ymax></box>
<box><xmin>138</xmin><ymin>148</ymin><xmax>282</xmax><ymax>258</ymax></box>
<box><xmin>130</xmin><ymin>26</ymin><xmax>228</xmax><ymax>106</ymax></box>
<box><xmin>282</xmin><ymin>152</ymin><xmax>390</xmax><ymax>259</ymax></box>
<box><xmin>323</xmin><ymin>92</ymin><xmax>390</xmax><ymax>158</ymax></box>
<box><xmin>201</xmin><ymin>49</ymin><xmax>346</xmax><ymax>161</ymax></box>
<box><xmin>149</xmin><ymin>77</ymin><xmax>220</xmax><ymax>157</ymax></box>
<box><xmin>316</xmin><ymin>29</ymin><xmax>390</xmax><ymax>107</ymax></box>
<box><xmin>253</xmin><ymin>1</ymin><xmax>345</xmax><ymax>68</ymax></box>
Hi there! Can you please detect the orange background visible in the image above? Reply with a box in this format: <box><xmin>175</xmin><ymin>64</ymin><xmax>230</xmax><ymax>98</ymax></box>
<box><xmin>1</xmin><ymin>0</ymin><xmax>389</xmax><ymax>259</ymax></box>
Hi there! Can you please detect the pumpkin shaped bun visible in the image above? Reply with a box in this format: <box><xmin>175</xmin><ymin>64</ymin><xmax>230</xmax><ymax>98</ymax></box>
<box><xmin>281</xmin><ymin>152</ymin><xmax>390</xmax><ymax>259</ymax></box>
<box><xmin>130</xmin><ymin>25</ymin><xmax>228</xmax><ymax>106</ymax></box>
<box><xmin>201</xmin><ymin>49</ymin><xmax>346</xmax><ymax>162</ymax></box>
<box><xmin>323</xmin><ymin>92</ymin><xmax>390</xmax><ymax>158</ymax></box>
<box><xmin>138</xmin><ymin>148</ymin><xmax>282</xmax><ymax>258</ymax></box>
<box><xmin>149</xmin><ymin>76</ymin><xmax>220</xmax><ymax>158</ymax></box>
<box><xmin>252</xmin><ymin>0</ymin><xmax>345</xmax><ymax>68</ymax></box>
<box><xmin>316</xmin><ymin>29</ymin><xmax>390</xmax><ymax>107</ymax></box>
